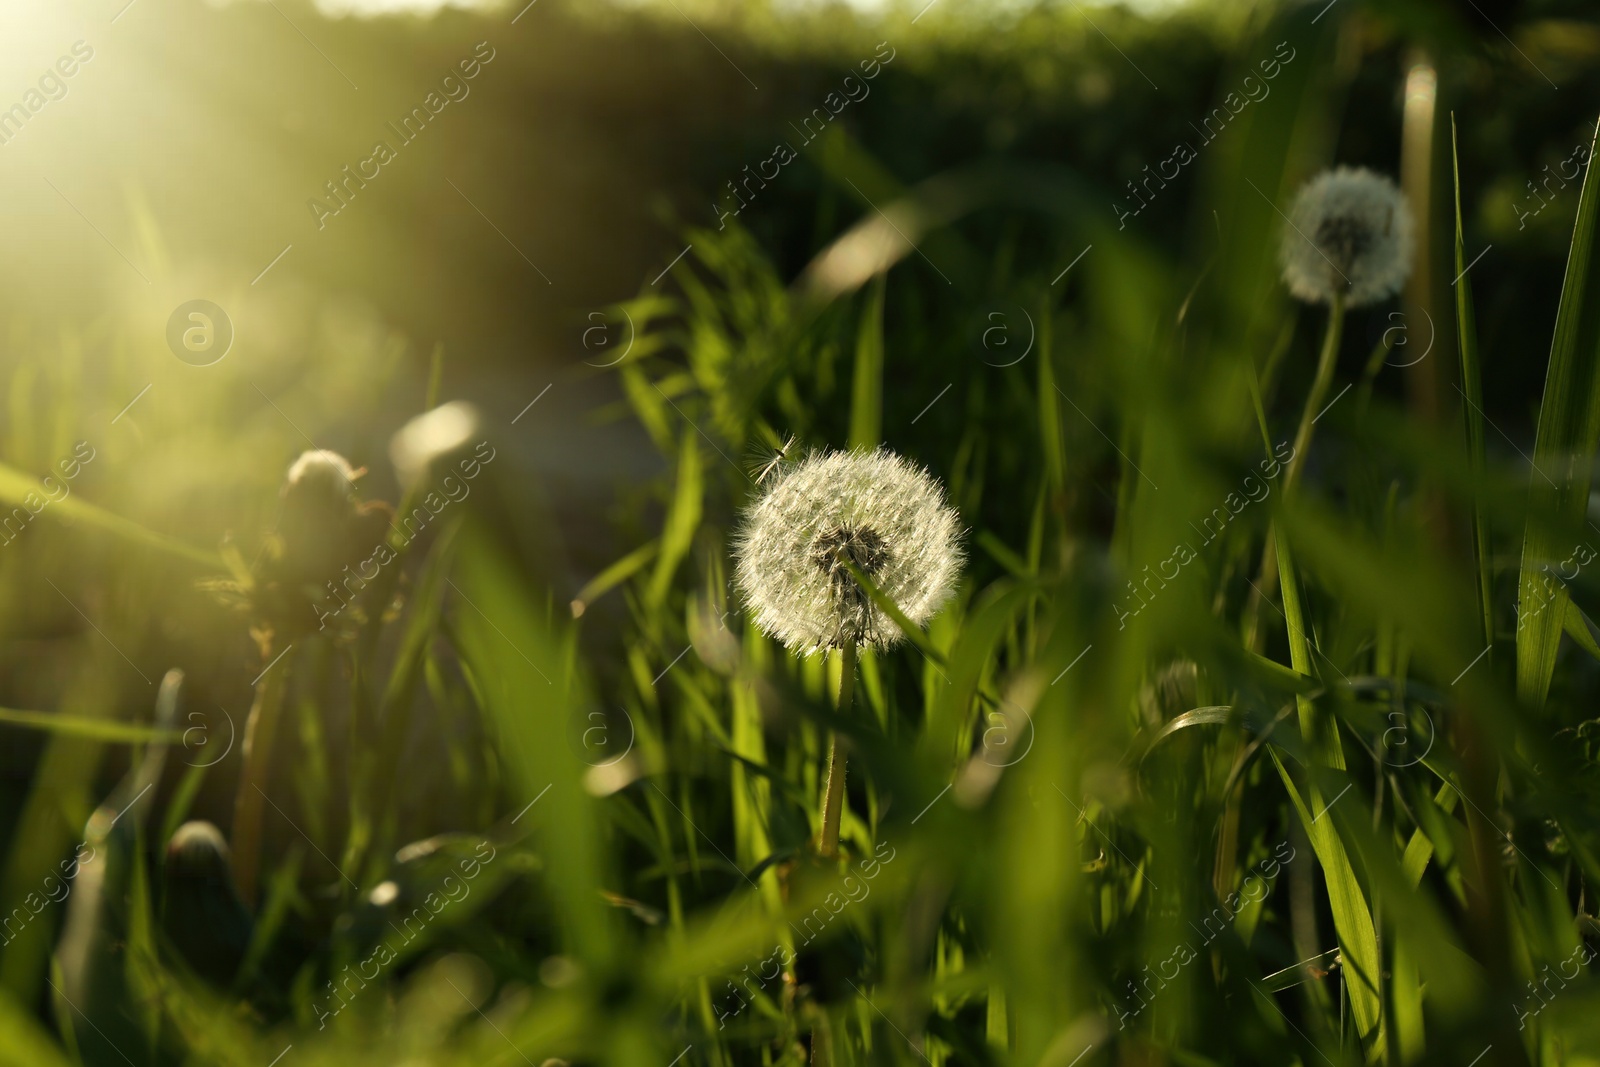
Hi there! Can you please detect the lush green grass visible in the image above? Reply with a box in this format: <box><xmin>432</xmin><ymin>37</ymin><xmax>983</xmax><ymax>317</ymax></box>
<box><xmin>5</xmin><ymin>2</ymin><xmax>1600</xmax><ymax>1066</ymax></box>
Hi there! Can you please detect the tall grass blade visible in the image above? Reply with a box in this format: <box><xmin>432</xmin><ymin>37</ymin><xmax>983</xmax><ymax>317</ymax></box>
<box><xmin>0</xmin><ymin>990</ymin><xmax>73</xmax><ymax>1067</ymax></box>
<box><xmin>0</xmin><ymin>707</ymin><xmax>179</xmax><ymax>744</ymax></box>
<box><xmin>1517</xmin><ymin>116</ymin><xmax>1600</xmax><ymax>706</ymax></box>
<box><xmin>0</xmin><ymin>462</ymin><xmax>223</xmax><ymax>571</ymax></box>
<box><xmin>1037</xmin><ymin>295</ymin><xmax>1064</xmax><ymax>494</ymax></box>
<box><xmin>647</xmin><ymin>429</ymin><xmax>704</xmax><ymax>609</ymax></box>
<box><xmin>452</xmin><ymin>527</ymin><xmax>617</xmax><ymax>970</ymax></box>
<box><xmin>1270</xmin><ymin>528</ymin><xmax>1384</xmax><ymax>1045</ymax></box>
<box><xmin>1451</xmin><ymin>115</ymin><xmax>1494</xmax><ymax>651</ymax></box>
<box><xmin>848</xmin><ymin>275</ymin><xmax>885</xmax><ymax>451</ymax></box>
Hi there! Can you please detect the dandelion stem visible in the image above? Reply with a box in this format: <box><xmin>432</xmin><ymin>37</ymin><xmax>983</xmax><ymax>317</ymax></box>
<box><xmin>818</xmin><ymin>643</ymin><xmax>856</xmax><ymax>860</ymax></box>
<box><xmin>231</xmin><ymin>642</ymin><xmax>293</xmax><ymax>908</ymax></box>
<box><xmin>1286</xmin><ymin>292</ymin><xmax>1345</xmax><ymax>492</ymax></box>
<box><xmin>1245</xmin><ymin>293</ymin><xmax>1345</xmax><ymax>650</ymax></box>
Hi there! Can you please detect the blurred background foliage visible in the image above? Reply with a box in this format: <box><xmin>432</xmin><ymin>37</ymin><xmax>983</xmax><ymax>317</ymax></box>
<box><xmin>4</xmin><ymin>0</ymin><xmax>1600</xmax><ymax>1064</ymax></box>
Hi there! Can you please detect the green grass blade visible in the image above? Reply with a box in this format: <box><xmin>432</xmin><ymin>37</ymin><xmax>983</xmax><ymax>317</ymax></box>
<box><xmin>1142</xmin><ymin>705</ymin><xmax>1235</xmax><ymax>750</ymax></box>
<box><xmin>647</xmin><ymin>429</ymin><xmax>703</xmax><ymax>609</ymax></box>
<box><xmin>453</xmin><ymin>527</ymin><xmax>617</xmax><ymax>970</ymax></box>
<box><xmin>1271</xmin><ymin>527</ymin><xmax>1384</xmax><ymax>1045</ymax></box>
<box><xmin>1451</xmin><ymin>115</ymin><xmax>1494</xmax><ymax>651</ymax></box>
<box><xmin>0</xmin><ymin>988</ymin><xmax>72</xmax><ymax>1067</ymax></box>
<box><xmin>840</xmin><ymin>558</ymin><xmax>956</xmax><ymax>666</ymax></box>
<box><xmin>0</xmin><ymin>462</ymin><xmax>223</xmax><ymax>571</ymax></box>
<box><xmin>1401</xmin><ymin>783</ymin><xmax>1460</xmax><ymax>888</ymax></box>
<box><xmin>976</xmin><ymin>530</ymin><xmax>1031</xmax><ymax>578</ymax></box>
<box><xmin>848</xmin><ymin>275</ymin><xmax>885</xmax><ymax>451</ymax></box>
<box><xmin>1390</xmin><ymin>939</ymin><xmax>1425</xmax><ymax>1064</ymax></box>
<box><xmin>1517</xmin><ymin>115</ymin><xmax>1600</xmax><ymax>706</ymax></box>
<box><xmin>1037</xmin><ymin>295</ymin><xmax>1064</xmax><ymax>494</ymax></box>
<box><xmin>1563</xmin><ymin>597</ymin><xmax>1600</xmax><ymax>662</ymax></box>
<box><xmin>571</xmin><ymin>538</ymin><xmax>660</xmax><ymax>617</ymax></box>
<box><xmin>0</xmin><ymin>707</ymin><xmax>180</xmax><ymax>744</ymax></box>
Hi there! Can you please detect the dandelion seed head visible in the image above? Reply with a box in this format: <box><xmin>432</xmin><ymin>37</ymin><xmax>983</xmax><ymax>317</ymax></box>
<box><xmin>166</xmin><ymin>820</ymin><xmax>231</xmax><ymax>865</ymax></box>
<box><xmin>283</xmin><ymin>449</ymin><xmax>360</xmax><ymax>512</ymax></box>
<box><xmin>734</xmin><ymin>447</ymin><xmax>964</xmax><ymax>654</ymax></box>
<box><xmin>279</xmin><ymin>448</ymin><xmax>367</xmax><ymax>579</ymax></box>
<box><xmin>1280</xmin><ymin>167</ymin><xmax>1414</xmax><ymax>307</ymax></box>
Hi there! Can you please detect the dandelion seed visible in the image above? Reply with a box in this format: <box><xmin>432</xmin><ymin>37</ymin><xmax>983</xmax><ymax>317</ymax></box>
<box><xmin>734</xmin><ymin>447</ymin><xmax>964</xmax><ymax>654</ymax></box>
<box><xmin>1280</xmin><ymin>167</ymin><xmax>1414</xmax><ymax>307</ymax></box>
<box><xmin>750</xmin><ymin>433</ymin><xmax>797</xmax><ymax>485</ymax></box>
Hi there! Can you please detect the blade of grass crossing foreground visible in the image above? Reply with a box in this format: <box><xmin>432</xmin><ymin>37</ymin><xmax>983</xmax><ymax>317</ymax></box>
<box><xmin>0</xmin><ymin>461</ymin><xmax>224</xmax><ymax>571</ymax></box>
<box><xmin>0</xmin><ymin>989</ymin><xmax>73</xmax><ymax>1067</ymax></box>
<box><xmin>1451</xmin><ymin>116</ymin><xmax>1494</xmax><ymax>652</ymax></box>
<box><xmin>1564</xmin><ymin>599</ymin><xmax>1600</xmax><ymax>662</ymax></box>
<box><xmin>0</xmin><ymin>658</ymin><xmax>122</xmax><ymax>1005</ymax></box>
<box><xmin>454</xmin><ymin>530</ymin><xmax>617</xmax><ymax>971</ymax></box>
<box><xmin>126</xmin><ymin>823</ymin><xmax>160</xmax><ymax>1053</ymax></box>
<box><xmin>0</xmin><ymin>707</ymin><xmax>179</xmax><ymax>744</ymax></box>
<box><xmin>1037</xmin><ymin>294</ymin><xmax>1064</xmax><ymax>494</ymax></box>
<box><xmin>1271</xmin><ymin>527</ymin><xmax>1384</xmax><ymax>1046</ymax></box>
<box><xmin>730</xmin><ymin>638</ymin><xmax>780</xmax><ymax>907</ymax></box>
<box><xmin>647</xmin><ymin>429</ymin><xmax>703</xmax><ymax>610</ymax></box>
<box><xmin>1518</xmin><ymin>116</ymin><xmax>1600</xmax><ymax>706</ymax></box>
<box><xmin>848</xmin><ymin>275</ymin><xmax>885</xmax><ymax>451</ymax></box>
<box><xmin>571</xmin><ymin>539</ymin><xmax>659</xmax><ymax>618</ymax></box>
<box><xmin>1389</xmin><ymin>936</ymin><xmax>1425</xmax><ymax>1064</ymax></box>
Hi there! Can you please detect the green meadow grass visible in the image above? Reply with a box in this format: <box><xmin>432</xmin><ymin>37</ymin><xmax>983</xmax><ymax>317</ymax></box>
<box><xmin>3</xmin><ymin>4</ymin><xmax>1600</xmax><ymax>1067</ymax></box>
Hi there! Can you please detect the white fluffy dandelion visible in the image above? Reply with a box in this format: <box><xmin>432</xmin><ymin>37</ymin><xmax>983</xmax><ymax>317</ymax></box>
<box><xmin>283</xmin><ymin>449</ymin><xmax>361</xmax><ymax>510</ymax></box>
<box><xmin>1280</xmin><ymin>167</ymin><xmax>1414</xmax><ymax>307</ymax></box>
<box><xmin>735</xmin><ymin>447</ymin><xmax>964</xmax><ymax>654</ymax></box>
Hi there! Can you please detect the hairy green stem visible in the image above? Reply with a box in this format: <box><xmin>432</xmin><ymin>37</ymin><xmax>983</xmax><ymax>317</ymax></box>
<box><xmin>1245</xmin><ymin>294</ymin><xmax>1346</xmax><ymax>651</ymax></box>
<box><xmin>818</xmin><ymin>643</ymin><xmax>856</xmax><ymax>860</ymax></box>
<box><xmin>1285</xmin><ymin>292</ymin><xmax>1346</xmax><ymax>493</ymax></box>
<box><xmin>231</xmin><ymin>644</ymin><xmax>292</xmax><ymax>908</ymax></box>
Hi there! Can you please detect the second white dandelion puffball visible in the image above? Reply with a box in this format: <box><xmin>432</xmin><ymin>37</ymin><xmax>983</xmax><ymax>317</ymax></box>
<box><xmin>1280</xmin><ymin>167</ymin><xmax>1414</xmax><ymax>307</ymax></box>
<box><xmin>735</xmin><ymin>447</ymin><xmax>964</xmax><ymax>654</ymax></box>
